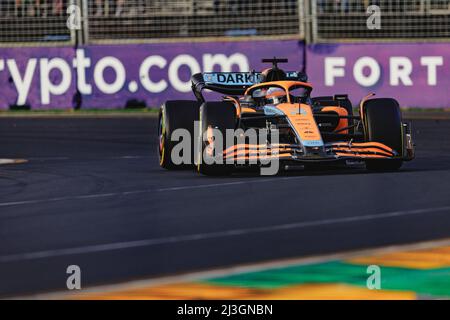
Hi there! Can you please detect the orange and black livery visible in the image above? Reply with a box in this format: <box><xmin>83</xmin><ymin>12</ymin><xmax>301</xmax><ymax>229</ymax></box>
<box><xmin>158</xmin><ymin>58</ymin><xmax>415</xmax><ymax>175</ymax></box>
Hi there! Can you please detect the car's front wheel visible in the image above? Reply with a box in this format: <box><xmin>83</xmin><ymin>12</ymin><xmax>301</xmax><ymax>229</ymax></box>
<box><xmin>158</xmin><ymin>100</ymin><xmax>200</xmax><ymax>170</ymax></box>
<box><xmin>197</xmin><ymin>102</ymin><xmax>236</xmax><ymax>176</ymax></box>
<box><xmin>362</xmin><ymin>98</ymin><xmax>404</xmax><ymax>171</ymax></box>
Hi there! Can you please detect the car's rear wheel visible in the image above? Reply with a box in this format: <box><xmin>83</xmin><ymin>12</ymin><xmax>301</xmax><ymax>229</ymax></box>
<box><xmin>363</xmin><ymin>98</ymin><xmax>403</xmax><ymax>171</ymax></box>
<box><xmin>198</xmin><ymin>102</ymin><xmax>236</xmax><ymax>176</ymax></box>
<box><xmin>313</xmin><ymin>95</ymin><xmax>354</xmax><ymax>134</ymax></box>
<box><xmin>158</xmin><ymin>100</ymin><xmax>200</xmax><ymax>170</ymax></box>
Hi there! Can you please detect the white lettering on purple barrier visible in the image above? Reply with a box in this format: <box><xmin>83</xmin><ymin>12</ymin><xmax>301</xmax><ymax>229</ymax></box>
<box><xmin>390</xmin><ymin>57</ymin><xmax>413</xmax><ymax>86</ymax></box>
<box><xmin>94</xmin><ymin>56</ymin><xmax>126</xmax><ymax>94</ymax></box>
<box><xmin>40</xmin><ymin>58</ymin><xmax>71</xmax><ymax>105</ymax></box>
<box><xmin>140</xmin><ymin>55</ymin><xmax>168</xmax><ymax>93</ymax></box>
<box><xmin>7</xmin><ymin>59</ymin><xmax>37</xmax><ymax>106</ymax></box>
<box><xmin>324</xmin><ymin>57</ymin><xmax>346</xmax><ymax>86</ymax></box>
<box><xmin>168</xmin><ymin>55</ymin><xmax>201</xmax><ymax>93</ymax></box>
<box><xmin>353</xmin><ymin>57</ymin><xmax>380</xmax><ymax>87</ymax></box>
<box><xmin>73</xmin><ymin>49</ymin><xmax>92</xmax><ymax>95</ymax></box>
<box><xmin>202</xmin><ymin>53</ymin><xmax>249</xmax><ymax>72</ymax></box>
<box><xmin>421</xmin><ymin>56</ymin><xmax>444</xmax><ymax>86</ymax></box>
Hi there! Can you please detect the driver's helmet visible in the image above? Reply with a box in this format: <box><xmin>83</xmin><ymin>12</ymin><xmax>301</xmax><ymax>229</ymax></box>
<box><xmin>265</xmin><ymin>87</ymin><xmax>287</xmax><ymax>105</ymax></box>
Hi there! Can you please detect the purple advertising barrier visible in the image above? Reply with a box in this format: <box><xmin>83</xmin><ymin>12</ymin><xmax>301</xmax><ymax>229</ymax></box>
<box><xmin>0</xmin><ymin>46</ymin><xmax>76</xmax><ymax>110</ymax></box>
<box><xmin>2</xmin><ymin>41</ymin><xmax>447</xmax><ymax>109</ymax></box>
<box><xmin>81</xmin><ymin>40</ymin><xmax>304</xmax><ymax>109</ymax></box>
<box><xmin>0</xmin><ymin>40</ymin><xmax>304</xmax><ymax>110</ymax></box>
<box><xmin>307</xmin><ymin>43</ymin><xmax>450</xmax><ymax>108</ymax></box>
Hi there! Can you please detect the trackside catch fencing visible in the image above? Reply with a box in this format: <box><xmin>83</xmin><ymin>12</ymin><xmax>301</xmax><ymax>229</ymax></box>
<box><xmin>1</xmin><ymin>1</ymin><xmax>449</xmax><ymax>45</ymax></box>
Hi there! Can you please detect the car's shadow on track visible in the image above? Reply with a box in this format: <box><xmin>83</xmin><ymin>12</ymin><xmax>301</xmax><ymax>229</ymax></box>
<box><xmin>202</xmin><ymin>153</ymin><xmax>450</xmax><ymax>178</ymax></box>
<box><xmin>199</xmin><ymin>163</ymin><xmax>438</xmax><ymax>179</ymax></box>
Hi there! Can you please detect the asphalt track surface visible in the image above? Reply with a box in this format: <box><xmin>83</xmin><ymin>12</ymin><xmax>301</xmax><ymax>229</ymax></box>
<box><xmin>0</xmin><ymin>116</ymin><xmax>449</xmax><ymax>297</ymax></box>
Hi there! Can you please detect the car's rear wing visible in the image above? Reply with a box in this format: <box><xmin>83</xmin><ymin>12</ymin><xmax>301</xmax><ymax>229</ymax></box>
<box><xmin>191</xmin><ymin>71</ymin><xmax>305</xmax><ymax>102</ymax></box>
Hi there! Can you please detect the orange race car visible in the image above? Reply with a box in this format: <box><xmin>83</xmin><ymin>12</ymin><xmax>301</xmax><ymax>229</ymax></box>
<box><xmin>158</xmin><ymin>58</ymin><xmax>415</xmax><ymax>175</ymax></box>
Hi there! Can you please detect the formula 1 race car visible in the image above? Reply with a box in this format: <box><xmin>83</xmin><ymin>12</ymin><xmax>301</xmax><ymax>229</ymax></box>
<box><xmin>158</xmin><ymin>58</ymin><xmax>414</xmax><ymax>175</ymax></box>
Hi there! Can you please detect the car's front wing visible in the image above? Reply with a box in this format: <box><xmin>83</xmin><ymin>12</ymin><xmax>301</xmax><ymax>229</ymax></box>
<box><xmin>219</xmin><ymin>141</ymin><xmax>409</xmax><ymax>164</ymax></box>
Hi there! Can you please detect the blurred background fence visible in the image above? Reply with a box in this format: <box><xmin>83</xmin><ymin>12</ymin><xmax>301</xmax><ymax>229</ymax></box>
<box><xmin>86</xmin><ymin>0</ymin><xmax>303</xmax><ymax>42</ymax></box>
<box><xmin>313</xmin><ymin>0</ymin><xmax>450</xmax><ymax>41</ymax></box>
<box><xmin>0</xmin><ymin>0</ymin><xmax>73</xmax><ymax>45</ymax></box>
<box><xmin>0</xmin><ymin>0</ymin><xmax>448</xmax><ymax>45</ymax></box>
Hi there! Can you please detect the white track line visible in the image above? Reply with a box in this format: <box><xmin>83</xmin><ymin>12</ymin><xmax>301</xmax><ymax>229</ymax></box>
<box><xmin>26</xmin><ymin>156</ymin><xmax>151</xmax><ymax>161</ymax></box>
<box><xmin>0</xmin><ymin>159</ymin><xmax>27</xmax><ymax>165</ymax></box>
<box><xmin>0</xmin><ymin>176</ymin><xmax>302</xmax><ymax>208</ymax></box>
<box><xmin>1</xmin><ymin>205</ymin><xmax>449</xmax><ymax>264</ymax></box>
<box><xmin>26</xmin><ymin>157</ymin><xmax>70</xmax><ymax>161</ymax></box>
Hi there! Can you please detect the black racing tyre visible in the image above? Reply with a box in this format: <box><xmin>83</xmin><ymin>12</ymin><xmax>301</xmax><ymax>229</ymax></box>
<box><xmin>363</xmin><ymin>98</ymin><xmax>403</xmax><ymax>171</ymax></box>
<box><xmin>158</xmin><ymin>100</ymin><xmax>200</xmax><ymax>170</ymax></box>
<box><xmin>198</xmin><ymin>101</ymin><xmax>236</xmax><ymax>176</ymax></box>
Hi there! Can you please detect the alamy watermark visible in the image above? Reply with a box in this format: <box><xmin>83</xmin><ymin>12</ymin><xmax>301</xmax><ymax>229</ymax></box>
<box><xmin>169</xmin><ymin>122</ymin><xmax>281</xmax><ymax>175</ymax></box>
<box><xmin>366</xmin><ymin>265</ymin><xmax>381</xmax><ymax>290</ymax></box>
<box><xmin>366</xmin><ymin>5</ymin><xmax>381</xmax><ymax>30</ymax></box>
<box><xmin>67</xmin><ymin>4</ymin><xmax>82</xmax><ymax>31</ymax></box>
<box><xmin>66</xmin><ymin>265</ymin><xmax>81</xmax><ymax>290</ymax></box>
